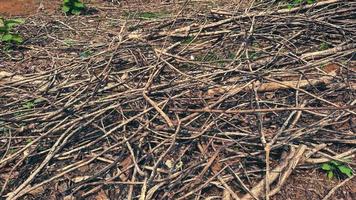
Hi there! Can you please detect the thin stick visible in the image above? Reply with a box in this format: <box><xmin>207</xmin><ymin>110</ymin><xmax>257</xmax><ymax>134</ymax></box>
<box><xmin>321</xmin><ymin>175</ymin><xmax>355</xmax><ymax>200</ymax></box>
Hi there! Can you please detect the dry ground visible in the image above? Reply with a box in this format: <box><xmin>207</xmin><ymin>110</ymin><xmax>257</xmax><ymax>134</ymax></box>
<box><xmin>0</xmin><ymin>0</ymin><xmax>355</xmax><ymax>200</ymax></box>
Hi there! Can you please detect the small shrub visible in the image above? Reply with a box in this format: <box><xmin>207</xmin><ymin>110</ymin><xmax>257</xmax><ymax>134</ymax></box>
<box><xmin>321</xmin><ymin>161</ymin><xmax>353</xmax><ymax>180</ymax></box>
<box><xmin>62</xmin><ymin>0</ymin><xmax>85</xmax><ymax>15</ymax></box>
<box><xmin>0</xmin><ymin>18</ymin><xmax>25</xmax><ymax>44</ymax></box>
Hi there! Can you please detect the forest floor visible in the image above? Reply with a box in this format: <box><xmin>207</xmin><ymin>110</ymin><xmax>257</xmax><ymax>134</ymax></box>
<box><xmin>0</xmin><ymin>0</ymin><xmax>355</xmax><ymax>199</ymax></box>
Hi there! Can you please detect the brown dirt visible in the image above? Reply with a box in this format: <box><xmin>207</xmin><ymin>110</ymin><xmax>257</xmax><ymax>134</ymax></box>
<box><xmin>0</xmin><ymin>0</ymin><xmax>59</xmax><ymax>16</ymax></box>
<box><xmin>273</xmin><ymin>169</ymin><xmax>356</xmax><ymax>200</ymax></box>
<box><xmin>0</xmin><ymin>0</ymin><xmax>354</xmax><ymax>199</ymax></box>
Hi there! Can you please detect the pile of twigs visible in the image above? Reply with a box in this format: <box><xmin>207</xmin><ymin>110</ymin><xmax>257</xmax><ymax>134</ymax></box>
<box><xmin>0</xmin><ymin>0</ymin><xmax>355</xmax><ymax>199</ymax></box>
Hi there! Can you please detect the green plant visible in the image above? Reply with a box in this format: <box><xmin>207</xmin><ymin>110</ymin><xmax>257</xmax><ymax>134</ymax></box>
<box><xmin>248</xmin><ymin>51</ymin><xmax>261</xmax><ymax>60</ymax></box>
<box><xmin>0</xmin><ymin>18</ymin><xmax>25</xmax><ymax>44</ymax></box>
<box><xmin>62</xmin><ymin>0</ymin><xmax>85</xmax><ymax>15</ymax></box>
<box><xmin>64</xmin><ymin>38</ymin><xmax>75</xmax><ymax>46</ymax></box>
<box><xmin>288</xmin><ymin>0</ymin><xmax>316</xmax><ymax>9</ymax></box>
<box><xmin>22</xmin><ymin>99</ymin><xmax>43</xmax><ymax>110</ymax></box>
<box><xmin>80</xmin><ymin>50</ymin><xmax>93</xmax><ymax>58</ymax></box>
<box><xmin>319</xmin><ymin>42</ymin><xmax>330</xmax><ymax>51</ymax></box>
<box><xmin>26</xmin><ymin>138</ymin><xmax>33</xmax><ymax>144</ymax></box>
<box><xmin>321</xmin><ymin>161</ymin><xmax>353</xmax><ymax>180</ymax></box>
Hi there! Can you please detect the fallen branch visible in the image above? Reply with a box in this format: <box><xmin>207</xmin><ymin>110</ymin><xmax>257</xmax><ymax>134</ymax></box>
<box><xmin>169</xmin><ymin>105</ymin><xmax>356</xmax><ymax>114</ymax></box>
<box><xmin>241</xmin><ymin>145</ymin><xmax>307</xmax><ymax>200</ymax></box>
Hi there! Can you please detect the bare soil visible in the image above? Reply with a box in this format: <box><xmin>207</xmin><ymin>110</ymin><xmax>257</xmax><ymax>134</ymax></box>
<box><xmin>0</xmin><ymin>0</ymin><xmax>59</xmax><ymax>16</ymax></box>
<box><xmin>0</xmin><ymin>0</ymin><xmax>355</xmax><ymax>199</ymax></box>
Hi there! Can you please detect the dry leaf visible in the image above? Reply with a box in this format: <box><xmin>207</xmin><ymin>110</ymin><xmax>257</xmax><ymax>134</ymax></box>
<box><xmin>165</xmin><ymin>159</ymin><xmax>173</xmax><ymax>169</ymax></box>
<box><xmin>121</xmin><ymin>156</ymin><xmax>132</xmax><ymax>169</ymax></box>
<box><xmin>78</xmin><ymin>165</ymin><xmax>90</xmax><ymax>173</ymax></box>
<box><xmin>24</xmin><ymin>185</ymin><xmax>45</xmax><ymax>196</ymax></box>
<box><xmin>121</xmin><ymin>72</ymin><xmax>129</xmax><ymax>81</ymax></box>
<box><xmin>63</xmin><ymin>195</ymin><xmax>76</xmax><ymax>200</ymax></box>
<box><xmin>322</xmin><ymin>63</ymin><xmax>340</xmax><ymax>75</ymax></box>
<box><xmin>72</xmin><ymin>176</ymin><xmax>90</xmax><ymax>183</ymax></box>
<box><xmin>211</xmin><ymin>155</ymin><xmax>222</xmax><ymax>174</ymax></box>
<box><xmin>176</xmin><ymin>160</ymin><xmax>183</xmax><ymax>170</ymax></box>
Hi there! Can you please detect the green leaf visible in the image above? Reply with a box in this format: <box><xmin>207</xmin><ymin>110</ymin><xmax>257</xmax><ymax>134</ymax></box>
<box><xmin>23</xmin><ymin>101</ymin><xmax>35</xmax><ymax>109</ymax></box>
<box><xmin>338</xmin><ymin>165</ymin><xmax>353</xmax><ymax>177</ymax></box>
<box><xmin>321</xmin><ymin>163</ymin><xmax>332</xmax><ymax>171</ymax></box>
<box><xmin>64</xmin><ymin>0</ymin><xmax>70</xmax><ymax>3</ymax></box>
<box><xmin>64</xmin><ymin>39</ymin><xmax>74</xmax><ymax>46</ymax></box>
<box><xmin>0</xmin><ymin>27</ymin><xmax>7</xmax><ymax>33</ymax></box>
<box><xmin>319</xmin><ymin>42</ymin><xmax>330</xmax><ymax>50</ymax></box>
<box><xmin>330</xmin><ymin>160</ymin><xmax>341</xmax><ymax>166</ymax></box>
<box><xmin>71</xmin><ymin>8</ymin><xmax>82</xmax><ymax>15</ymax></box>
<box><xmin>10</xmin><ymin>34</ymin><xmax>23</xmax><ymax>44</ymax></box>
<box><xmin>14</xmin><ymin>18</ymin><xmax>26</xmax><ymax>24</ymax></box>
<box><xmin>80</xmin><ymin>50</ymin><xmax>92</xmax><ymax>58</ymax></box>
<box><xmin>4</xmin><ymin>19</ymin><xmax>25</xmax><ymax>29</ymax></box>
<box><xmin>327</xmin><ymin>171</ymin><xmax>334</xmax><ymax>180</ymax></box>
<box><xmin>1</xmin><ymin>34</ymin><xmax>13</xmax><ymax>42</ymax></box>
<box><xmin>62</xmin><ymin>5</ymin><xmax>70</xmax><ymax>13</ymax></box>
<box><xmin>34</xmin><ymin>98</ymin><xmax>43</xmax><ymax>104</ymax></box>
<box><xmin>74</xmin><ymin>2</ymin><xmax>85</xmax><ymax>8</ymax></box>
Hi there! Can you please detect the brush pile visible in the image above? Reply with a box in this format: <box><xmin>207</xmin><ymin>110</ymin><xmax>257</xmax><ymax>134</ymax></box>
<box><xmin>0</xmin><ymin>0</ymin><xmax>355</xmax><ymax>199</ymax></box>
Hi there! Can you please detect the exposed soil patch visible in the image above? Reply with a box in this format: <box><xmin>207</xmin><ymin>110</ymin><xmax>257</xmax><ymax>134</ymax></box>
<box><xmin>0</xmin><ymin>0</ymin><xmax>355</xmax><ymax>199</ymax></box>
<box><xmin>274</xmin><ymin>169</ymin><xmax>356</xmax><ymax>200</ymax></box>
<box><xmin>0</xmin><ymin>0</ymin><xmax>59</xmax><ymax>16</ymax></box>
<box><xmin>0</xmin><ymin>0</ymin><xmax>39</xmax><ymax>16</ymax></box>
